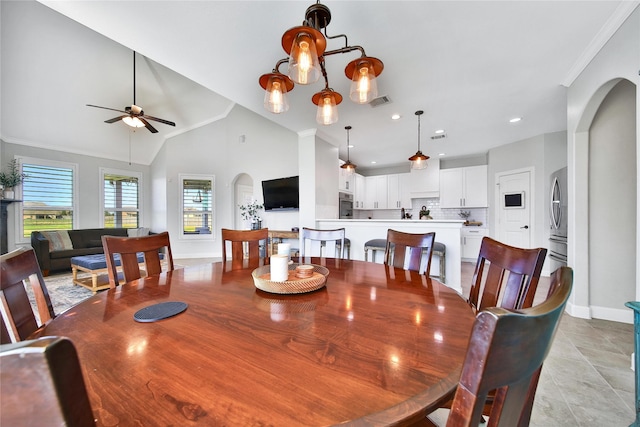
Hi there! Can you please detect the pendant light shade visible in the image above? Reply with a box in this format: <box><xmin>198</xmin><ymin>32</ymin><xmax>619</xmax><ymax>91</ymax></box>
<box><xmin>345</xmin><ymin>57</ymin><xmax>383</xmax><ymax>104</ymax></box>
<box><xmin>340</xmin><ymin>125</ymin><xmax>357</xmax><ymax>176</ymax></box>
<box><xmin>409</xmin><ymin>110</ymin><xmax>429</xmax><ymax>170</ymax></box>
<box><xmin>283</xmin><ymin>27</ymin><xmax>325</xmax><ymax>85</ymax></box>
<box><xmin>259</xmin><ymin>72</ymin><xmax>294</xmax><ymax>114</ymax></box>
<box><xmin>312</xmin><ymin>89</ymin><xmax>342</xmax><ymax>125</ymax></box>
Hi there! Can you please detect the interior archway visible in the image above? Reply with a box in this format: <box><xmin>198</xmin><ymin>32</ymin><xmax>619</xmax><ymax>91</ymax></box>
<box><xmin>232</xmin><ymin>173</ymin><xmax>254</xmax><ymax>229</ymax></box>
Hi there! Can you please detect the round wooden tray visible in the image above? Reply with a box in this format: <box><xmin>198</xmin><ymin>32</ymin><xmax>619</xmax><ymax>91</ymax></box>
<box><xmin>251</xmin><ymin>264</ymin><xmax>329</xmax><ymax>294</ymax></box>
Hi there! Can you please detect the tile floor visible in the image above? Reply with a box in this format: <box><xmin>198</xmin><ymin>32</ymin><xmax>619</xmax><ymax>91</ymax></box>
<box><xmin>176</xmin><ymin>258</ymin><xmax>636</xmax><ymax>426</ymax></box>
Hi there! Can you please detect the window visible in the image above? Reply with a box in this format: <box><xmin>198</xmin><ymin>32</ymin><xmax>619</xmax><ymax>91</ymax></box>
<box><xmin>101</xmin><ymin>168</ymin><xmax>142</xmax><ymax>228</ymax></box>
<box><xmin>180</xmin><ymin>174</ymin><xmax>214</xmax><ymax>238</ymax></box>
<box><xmin>19</xmin><ymin>157</ymin><xmax>77</xmax><ymax>239</ymax></box>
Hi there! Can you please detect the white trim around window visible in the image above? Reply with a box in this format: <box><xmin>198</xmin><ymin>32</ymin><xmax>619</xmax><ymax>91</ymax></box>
<box><xmin>99</xmin><ymin>167</ymin><xmax>143</xmax><ymax>229</ymax></box>
<box><xmin>179</xmin><ymin>173</ymin><xmax>215</xmax><ymax>240</ymax></box>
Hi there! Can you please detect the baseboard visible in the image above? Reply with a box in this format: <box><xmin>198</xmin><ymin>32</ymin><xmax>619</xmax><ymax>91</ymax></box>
<box><xmin>590</xmin><ymin>305</ymin><xmax>634</xmax><ymax>324</ymax></box>
<box><xmin>565</xmin><ymin>302</ymin><xmax>591</xmax><ymax>319</ymax></box>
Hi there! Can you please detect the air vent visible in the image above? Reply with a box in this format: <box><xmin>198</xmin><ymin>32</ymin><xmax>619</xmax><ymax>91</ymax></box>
<box><xmin>369</xmin><ymin>95</ymin><xmax>392</xmax><ymax>108</ymax></box>
<box><xmin>431</xmin><ymin>134</ymin><xmax>447</xmax><ymax>140</ymax></box>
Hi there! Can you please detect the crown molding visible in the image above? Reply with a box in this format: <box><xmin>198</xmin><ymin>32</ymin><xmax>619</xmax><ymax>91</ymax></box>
<box><xmin>562</xmin><ymin>1</ymin><xmax>639</xmax><ymax>87</ymax></box>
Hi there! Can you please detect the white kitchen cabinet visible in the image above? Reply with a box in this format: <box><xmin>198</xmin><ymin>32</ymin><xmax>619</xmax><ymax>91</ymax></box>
<box><xmin>354</xmin><ymin>173</ymin><xmax>366</xmax><ymax>209</ymax></box>
<box><xmin>365</xmin><ymin>175</ymin><xmax>387</xmax><ymax>209</ymax></box>
<box><xmin>409</xmin><ymin>158</ymin><xmax>440</xmax><ymax>198</ymax></box>
<box><xmin>461</xmin><ymin>227</ymin><xmax>488</xmax><ymax>260</ymax></box>
<box><xmin>439</xmin><ymin>165</ymin><xmax>488</xmax><ymax>208</ymax></box>
<box><xmin>387</xmin><ymin>173</ymin><xmax>411</xmax><ymax>209</ymax></box>
<box><xmin>338</xmin><ymin>162</ymin><xmax>354</xmax><ymax>193</ymax></box>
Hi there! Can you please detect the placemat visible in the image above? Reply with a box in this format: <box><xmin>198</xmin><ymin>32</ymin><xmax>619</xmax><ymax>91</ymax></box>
<box><xmin>133</xmin><ymin>301</ymin><xmax>188</xmax><ymax>323</ymax></box>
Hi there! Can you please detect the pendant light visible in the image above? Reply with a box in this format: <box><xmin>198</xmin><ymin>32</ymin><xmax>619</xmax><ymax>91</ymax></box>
<box><xmin>340</xmin><ymin>125</ymin><xmax>356</xmax><ymax>176</ymax></box>
<box><xmin>409</xmin><ymin>110</ymin><xmax>429</xmax><ymax>170</ymax></box>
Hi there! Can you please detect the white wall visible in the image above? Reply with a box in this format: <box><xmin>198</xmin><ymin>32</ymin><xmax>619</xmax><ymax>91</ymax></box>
<box><xmin>568</xmin><ymin>6</ymin><xmax>639</xmax><ymax>322</ymax></box>
<box><xmin>154</xmin><ymin>104</ymin><xmax>299</xmax><ymax>259</ymax></box>
<box><xmin>487</xmin><ymin>131</ymin><xmax>567</xmax><ymax>260</ymax></box>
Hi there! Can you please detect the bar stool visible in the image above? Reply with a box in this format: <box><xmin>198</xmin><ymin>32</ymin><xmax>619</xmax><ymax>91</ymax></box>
<box><xmin>432</xmin><ymin>242</ymin><xmax>446</xmax><ymax>283</ymax></box>
<box><xmin>365</xmin><ymin>238</ymin><xmax>446</xmax><ymax>283</ymax></box>
<box><xmin>364</xmin><ymin>239</ymin><xmax>386</xmax><ymax>262</ymax></box>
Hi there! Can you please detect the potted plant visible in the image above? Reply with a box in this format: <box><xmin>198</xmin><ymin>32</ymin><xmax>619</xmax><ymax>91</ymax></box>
<box><xmin>239</xmin><ymin>201</ymin><xmax>264</xmax><ymax>230</ymax></box>
<box><xmin>0</xmin><ymin>159</ymin><xmax>27</xmax><ymax>199</ymax></box>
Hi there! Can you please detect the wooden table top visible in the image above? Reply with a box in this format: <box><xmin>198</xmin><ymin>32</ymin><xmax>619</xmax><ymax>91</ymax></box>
<box><xmin>37</xmin><ymin>258</ymin><xmax>475</xmax><ymax>426</ymax></box>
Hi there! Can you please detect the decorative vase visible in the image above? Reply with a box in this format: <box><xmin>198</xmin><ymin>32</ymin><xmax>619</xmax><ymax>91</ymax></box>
<box><xmin>3</xmin><ymin>189</ymin><xmax>15</xmax><ymax>200</ymax></box>
<box><xmin>251</xmin><ymin>220</ymin><xmax>262</xmax><ymax>230</ymax></box>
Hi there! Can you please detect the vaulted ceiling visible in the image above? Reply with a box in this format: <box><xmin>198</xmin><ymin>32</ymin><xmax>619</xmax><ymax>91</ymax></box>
<box><xmin>2</xmin><ymin>1</ymin><xmax>635</xmax><ymax>168</ymax></box>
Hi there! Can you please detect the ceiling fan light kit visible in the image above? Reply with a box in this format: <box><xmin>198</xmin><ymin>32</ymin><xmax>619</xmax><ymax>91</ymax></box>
<box><xmin>409</xmin><ymin>110</ymin><xmax>429</xmax><ymax>170</ymax></box>
<box><xmin>259</xmin><ymin>1</ymin><xmax>383</xmax><ymax>126</ymax></box>
<box><xmin>87</xmin><ymin>51</ymin><xmax>176</xmax><ymax>134</ymax></box>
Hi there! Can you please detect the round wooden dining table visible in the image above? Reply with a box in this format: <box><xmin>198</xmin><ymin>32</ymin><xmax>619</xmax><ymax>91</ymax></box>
<box><xmin>37</xmin><ymin>258</ymin><xmax>475</xmax><ymax>426</ymax></box>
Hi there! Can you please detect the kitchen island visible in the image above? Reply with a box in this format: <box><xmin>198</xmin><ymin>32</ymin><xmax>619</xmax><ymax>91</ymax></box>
<box><xmin>316</xmin><ymin>219</ymin><xmax>464</xmax><ymax>293</ymax></box>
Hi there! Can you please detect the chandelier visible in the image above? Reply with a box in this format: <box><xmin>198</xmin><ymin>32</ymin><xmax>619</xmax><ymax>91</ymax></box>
<box><xmin>409</xmin><ymin>110</ymin><xmax>429</xmax><ymax>170</ymax></box>
<box><xmin>259</xmin><ymin>1</ymin><xmax>384</xmax><ymax>126</ymax></box>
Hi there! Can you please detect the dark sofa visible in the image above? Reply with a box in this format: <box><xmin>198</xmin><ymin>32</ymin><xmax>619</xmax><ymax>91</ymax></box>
<box><xmin>31</xmin><ymin>228</ymin><xmax>130</xmax><ymax>276</ymax></box>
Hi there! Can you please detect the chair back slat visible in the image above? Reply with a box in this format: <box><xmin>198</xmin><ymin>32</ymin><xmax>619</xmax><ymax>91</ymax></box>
<box><xmin>384</xmin><ymin>229</ymin><xmax>435</xmax><ymax>275</ymax></box>
<box><xmin>221</xmin><ymin>228</ymin><xmax>269</xmax><ymax>270</ymax></box>
<box><xmin>300</xmin><ymin>227</ymin><xmax>346</xmax><ymax>260</ymax></box>
<box><xmin>0</xmin><ymin>248</ymin><xmax>55</xmax><ymax>343</ymax></box>
<box><xmin>470</xmin><ymin>237</ymin><xmax>546</xmax><ymax>311</ymax></box>
<box><xmin>446</xmin><ymin>266</ymin><xmax>573</xmax><ymax>427</ymax></box>
<box><xmin>102</xmin><ymin>232</ymin><xmax>174</xmax><ymax>288</ymax></box>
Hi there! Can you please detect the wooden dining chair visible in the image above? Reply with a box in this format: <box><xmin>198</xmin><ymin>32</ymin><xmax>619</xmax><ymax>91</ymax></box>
<box><xmin>384</xmin><ymin>229</ymin><xmax>436</xmax><ymax>276</ymax></box>
<box><xmin>102</xmin><ymin>231</ymin><xmax>174</xmax><ymax>288</ymax></box>
<box><xmin>444</xmin><ymin>266</ymin><xmax>573</xmax><ymax>427</ymax></box>
<box><xmin>221</xmin><ymin>228</ymin><xmax>269</xmax><ymax>270</ymax></box>
<box><xmin>468</xmin><ymin>236</ymin><xmax>547</xmax><ymax>312</ymax></box>
<box><xmin>1</xmin><ymin>336</ymin><xmax>95</xmax><ymax>427</ymax></box>
<box><xmin>300</xmin><ymin>227</ymin><xmax>346</xmax><ymax>259</ymax></box>
<box><xmin>0</xmin><ymin>247</ymin><xmax>55</xmax><ymax>343</ymax></box>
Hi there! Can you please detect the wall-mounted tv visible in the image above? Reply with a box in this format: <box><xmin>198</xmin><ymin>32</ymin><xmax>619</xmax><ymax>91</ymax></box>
<box><xmin>262</xmin><ymin>176</ymin><xmax>299</xmax><ymax>211</ymax></box>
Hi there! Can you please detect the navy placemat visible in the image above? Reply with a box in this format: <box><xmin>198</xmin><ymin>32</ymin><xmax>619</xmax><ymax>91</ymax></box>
<box><xmin>133</xmin><ymin>301</ymin><xmax>188</xmax><ymax>323</ymax></box>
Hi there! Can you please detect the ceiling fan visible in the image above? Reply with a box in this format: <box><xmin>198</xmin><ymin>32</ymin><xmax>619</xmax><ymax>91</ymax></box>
<box><xmin>87</xmin><ymin>51</ymin><xmax>176</xmax><ymax>133</ymax></box>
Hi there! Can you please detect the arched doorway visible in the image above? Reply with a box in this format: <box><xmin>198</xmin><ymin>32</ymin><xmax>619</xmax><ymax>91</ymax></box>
<box><xmin>233</xmin><ymin>173</ymin><xmax>254</xmax><ymax>229</ymax></box>
<box><xmin>574</xmin><ymin>78</ymin><xmax>637</xmax><ymax>321</ymax></box>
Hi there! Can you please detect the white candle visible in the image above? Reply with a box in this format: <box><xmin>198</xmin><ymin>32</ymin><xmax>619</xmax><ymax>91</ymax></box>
<box><xmin>270</xmin><ymin>254</ymin><xmax>289</xmax><ymax>282</ymax></box>
<box><xmin>277</xmin><ymin>243</ymin><xmax>291</xmax><ymax>261</ymax></box>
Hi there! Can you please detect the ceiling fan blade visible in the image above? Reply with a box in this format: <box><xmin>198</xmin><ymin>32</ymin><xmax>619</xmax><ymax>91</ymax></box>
<box><xmin>104</xmin><ymin>115</ymin><xmax>127</xmax><ymax>124</ymax></box>
<box><xmin>86</xmin><ymin>104</ymin><xmax>128</xmax><ymax>114</ymax></box>
<box><xmin>139</xmin><ymin>117</ymin><xmax>158</xmax><ymax>133</ymax></box>
<box><xmin>143</xmin><ymin>114</ymin><xmax>176</xmax><ymax>127</ymax></box>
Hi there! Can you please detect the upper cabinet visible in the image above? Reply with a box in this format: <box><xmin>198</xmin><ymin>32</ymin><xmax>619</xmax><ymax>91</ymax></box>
<box><xmin>409</xmin><ymin>158</ymin><xmax>440</xmax><ymax>198</ymax></box>
<box><xmin>439</xmin><ymin>165</ymin><xmax>488</xmax><ymax>208</ymax></box>
<box><xmin>388</xmin><ymin>173</ymin><xmax>411</xmax><ymax>209</ymax></box>
<box><xmin>354</xmin><ymin>173</ymin><xmax>366</xmax><ymax>209</ymax></box>
<box><xmin>364</xmin><ymin>175</ymin><xmax>388</xmax><ymax>209</ymax></box>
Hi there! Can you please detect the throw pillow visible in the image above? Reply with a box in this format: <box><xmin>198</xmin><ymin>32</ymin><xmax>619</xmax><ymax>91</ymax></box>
<box><xmin>127</xmin><ymin>227</ymin><xmax>150</xmax><ymax>237</ymax></box>
<box><xmin>41</xmin><ymin>230</ymin><xmax>74</xmax><ymax>251</ymax></box>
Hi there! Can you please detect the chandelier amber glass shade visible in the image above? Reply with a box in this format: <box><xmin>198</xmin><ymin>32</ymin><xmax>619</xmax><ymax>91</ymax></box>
<box><xmin>409</xmin><ymin>152</ymin><xmax>429</xmax><ymax>170</ymax></box>
<box><xmin>260</xmin><ymin>73</ymin><xmax>294</xmax><ymax>114</ymax></box>
<box><xmin>313</xmin><ymin>90</ymin><xmax>342</xmax><ymax>125</ymax></box>
<box><xmin>345</xmin><ymin>57</ymin><xmax>383</xmax><ymax>104</ymax></box>
<box><xmin>286</xmin><ymin>29</ymin><xmax>324</xmax><ymax>85</ymax></box>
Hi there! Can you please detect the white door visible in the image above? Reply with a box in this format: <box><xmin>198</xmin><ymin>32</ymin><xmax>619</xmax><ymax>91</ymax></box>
<box><xmin>497</xmin><ymin>169</ymin><xmax>532</xmax><ymax>248</ymax></box>
<box><xmin>235</xmin><ymin>184</ymin><xmax>254</xmax><ymax>229</ymax></box>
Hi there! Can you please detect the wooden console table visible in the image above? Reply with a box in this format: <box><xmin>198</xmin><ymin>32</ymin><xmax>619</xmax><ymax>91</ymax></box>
<box><xmin>268</xmin><ymin>229</ymin><xmax>299</xmax><ymax>256</ymax></box>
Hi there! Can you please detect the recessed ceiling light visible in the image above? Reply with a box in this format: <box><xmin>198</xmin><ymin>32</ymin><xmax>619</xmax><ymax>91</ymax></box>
<box><xmin>435</xmin><ymin>129</ymin><xmax>445</xmax><ymax>134</ymax></box>
<box><xmin>348</xmin><ymin>145</ymin><xmax>354</xmax><ymax>148</ymax></box>
<box><xmin>371</xmin><ymin>161</ymin><xmax>377</xmax><ymax>164</ymax></box>
<box><xmin>391</xmin><ymin>114</ymin><xmax>401</xmax><ymax>120</ymax></box>
<box><xmin>509</xmin><ymin>117</ymin><xmax>522</xmax><ymax>123</ymax></box>
<box><xmin>439</xmin><ymin>153</ymin><xmax>446</xmax><ymax>156</ymax></box>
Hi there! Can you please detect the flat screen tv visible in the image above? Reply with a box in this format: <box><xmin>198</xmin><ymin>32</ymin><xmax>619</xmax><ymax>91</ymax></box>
<box><xmin>262</xmin><ymin>176</ymin><xmax>299</xmax><ymax>211</ymax></box>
